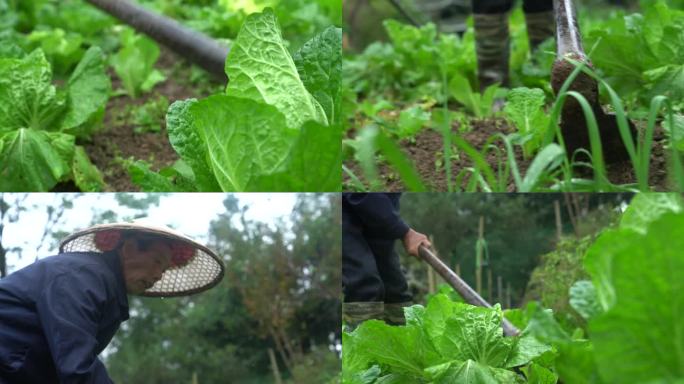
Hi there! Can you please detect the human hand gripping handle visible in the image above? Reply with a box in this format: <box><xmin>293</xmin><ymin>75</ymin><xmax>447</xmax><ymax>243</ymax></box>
<box><xmin>402</xmin><ymin>228</ymin><xmax>431</xmax><ymax>258</ymax></box>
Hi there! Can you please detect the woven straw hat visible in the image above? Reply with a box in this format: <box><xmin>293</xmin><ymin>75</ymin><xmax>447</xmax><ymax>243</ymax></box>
<box><xmin>59</xmin><ymin>222</ymin><xmax>225</xmax><ymax>297</ymax></box>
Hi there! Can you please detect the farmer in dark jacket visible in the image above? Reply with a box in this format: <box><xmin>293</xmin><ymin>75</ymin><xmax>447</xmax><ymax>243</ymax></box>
<box><xmin>0</xmin><ymin>222</ymin><xmax>224</xmax><ymax>384</ymax></box>
<box><xmin>342</xmin><ymin>193</ymin><xmax>430</xmax><ymax>329</ymax></box>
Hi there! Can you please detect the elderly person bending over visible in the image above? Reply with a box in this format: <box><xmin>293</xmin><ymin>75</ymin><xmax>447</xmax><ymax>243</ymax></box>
<box><xmin>0</xmin><ymin>223</ymin><xmax>224</xmax><ymax>384</ymax></box>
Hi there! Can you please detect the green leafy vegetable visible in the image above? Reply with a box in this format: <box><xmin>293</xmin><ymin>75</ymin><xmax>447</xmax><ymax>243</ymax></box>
<box><xmin>0</xmin><ymin>47</ymin><xmax>109</xmax><ymax>191</ymax></box>
<box><xmin>568</xmin><ymin>280</ymin><xmax>602</xmax><ymax>321</ymax></box>
<box><xmin>130</xmin><ymin>9</ymin><xmax>341</xmax><ymax>192</ymax></box>
<box><xmin>71</xmin><ymin>145</ymin><xmax>106</xmax><ymax>192</ymax></box>
<box><xmin>0</xmin><ymin>49</ymin><xmax>65</xmax><ymax>133</ymax></box>
<box><xmin>343</xmin><ymin>293</ymin><xmax>550</xmax><ymax>383</ymax></box>
<box><xmin>448</xmin><ymin>72</ymin><xmax>500</xmax><ymax>118</ymax></box>
<box><xmin>587</xmin><ymin>2</ymin><xmax>684</xmax><ymax>108</ymax></box>
<box><xmin>224</xmin><ymin>8</ymin><xmax>327</xmax><ymax>128</ymax></box>
<box><xmin>293</xmin><ymin>26</ymin><xmax>342</xmax><ymax>125</ymax></box>
<box><xmin>192</xmin><ymin>94</ymin><xmax>296</xmax><ymax>191</ymax></box>
<box><xmin>0</xmin><ymin>128</ymin><xmax>73</xmax><ymax>191</ymax></box>
<box><xmin>395</xmin><ymin>105</ymin><xmax>430</xmax><ymax>139</ymax></box>
<box><xmin>504</xmin><ymin>87</ymin><xmax>549</xmax><ymax>157</ymax></box>
<box><xmin>61</xmin><ymin>45</ymin><xmax>111</xmax><ymax>136</ymax></box>
<box><xmin>111</xmin><ymin>28</ymin><xmax>165</xmax><ymax>97</ymax></box>
<box><xmin>584</xmin><ymin>204</ymin><xmax>684</xmax><ymax>383</ymax></box>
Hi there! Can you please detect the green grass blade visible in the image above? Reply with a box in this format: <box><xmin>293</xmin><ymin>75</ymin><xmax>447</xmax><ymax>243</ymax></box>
<box><xmin>452</xmin><ymin>134</ymin><xmax>498</xmax><ymax>190</ymax></box>
<box><xmin>342</xmin><ymin>165</ymin><xmax>367</xmax><ymax>191</ymax></box>
<box><xmin>521</xmin><ymin>143</ymin><xmax>565</xmax><ymax>192</ymax></box>
<box><xmin>566</xmin><ymin>91</ymin><xmax>609</xmax><ymax>191</ymax></box>
<box><xmin>376</xmin><ymin>130</ymin><xmax>427</xmax><ymax>191</ymax></box>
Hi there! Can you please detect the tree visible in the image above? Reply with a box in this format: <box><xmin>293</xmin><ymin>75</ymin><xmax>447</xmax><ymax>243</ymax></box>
<box><xmin>106</xmin><ymin>194</ymin><xmax>341</xmax><ymax>384</ymax></box>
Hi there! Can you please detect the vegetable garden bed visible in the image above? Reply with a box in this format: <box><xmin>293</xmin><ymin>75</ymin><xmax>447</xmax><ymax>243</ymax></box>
<box><xmin>342</xmin><ymin>193</ymin><xmax>684</xmax><ymax>383</ymax></box>
<box><xmin>342</xmin><ymin>1</ymin><xmax>684</xmax><ymax>192</ymax></box>
<box><xmin>344</xmin><ymin>118</ymin><xmax>671</xmax><ymax>191</ymax></box>
<box><xmin>0</xmin><ymin>0</ymin><xmax>342</xmax><ymax>192</ymax></box>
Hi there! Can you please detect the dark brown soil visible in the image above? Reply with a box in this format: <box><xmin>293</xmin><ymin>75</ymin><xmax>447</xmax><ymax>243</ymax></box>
<box><xmin>344</xmin><ymin>117</ymin><xmax>672</xmax><ymax>192</ymax></box>
<box><xmin>345</xmin><ymin>119</ymin><xmax>531</xmax><ymax>191</ymax></box>
<box><xmin>81</xmin><ymin>48</ymin><xmax>220</xmax><ymax>191</ymax></box>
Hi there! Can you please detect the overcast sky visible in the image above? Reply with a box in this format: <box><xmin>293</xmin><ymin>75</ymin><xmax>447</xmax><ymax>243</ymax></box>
<box><xmin>3</xmin><ymin>193</ymin><xmax>298</xmax><ymax>274</ymax></box>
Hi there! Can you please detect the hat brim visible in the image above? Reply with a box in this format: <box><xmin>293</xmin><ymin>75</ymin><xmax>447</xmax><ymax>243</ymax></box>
<box><xmin>59</xmin><ymin>223</ymin><xmax>225</xmax><ymax>297</ymax></box>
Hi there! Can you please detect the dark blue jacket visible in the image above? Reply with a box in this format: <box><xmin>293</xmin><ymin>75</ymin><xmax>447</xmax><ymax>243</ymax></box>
<box><xmin>0</xmin><ymin>251</ymin><xmax>129</xmax><ymax>384</ymax></box>
<box><xmin>342</xmin><ymin>193</ymin><xmax>409</xmax><ymax>239</ymax></box>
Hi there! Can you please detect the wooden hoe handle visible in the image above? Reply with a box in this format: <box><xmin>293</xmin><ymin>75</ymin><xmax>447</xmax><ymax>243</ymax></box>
<box><xmin>418</xmin><ymin>246</ymin><xmax>520</xmax><ymax>337</ymax></box>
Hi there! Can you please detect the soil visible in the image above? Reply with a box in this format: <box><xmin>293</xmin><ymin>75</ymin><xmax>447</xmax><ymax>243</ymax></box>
<box><xmin>344</xmin><ymin>117</ymin><xmax>672</xmax><ymax>192</ymax></box>
<box><xmin>80</xmin><ymin>47</ymin><xmax>221</xmax><ymax>191</ymax></box>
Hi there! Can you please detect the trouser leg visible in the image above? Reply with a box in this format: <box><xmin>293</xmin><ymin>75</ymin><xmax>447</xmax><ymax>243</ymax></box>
<box><xmin>366</xmin><ymin>237</ymin><xmax>412</xmax><ymax>325</ymax></box>
<box><xmin>471</xmin><ymin>0</ymin><xmax>514</xmax><ymax>14</ymax></box>
<box><xmin>342</xmin><ymin>217</ymin><xmax>385</xmax><ymax>302</ymax></box>
<box><xmin>473</xmin><ymin>11</ymin><xmax>510</xmax><ymax>89</ymax></box>
<box><xmin>523</xmin><ymin>0</ymin><xmax>555</xmax><ymax>51</ymax></box>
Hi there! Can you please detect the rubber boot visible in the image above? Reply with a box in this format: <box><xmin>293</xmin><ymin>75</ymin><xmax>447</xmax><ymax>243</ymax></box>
<box><xmin>384</xmin><ymin>302</ymin><xmax>413</xmax><ymax>326</ymax></box>
<box><xmin>474</xmin><ymin>12</ymin><xmax>510</xmax><ymax>90</ymax></box>
<box><xmin>342</xmin><ymin>301</ymin><xmax>384</xmax><ymax>332</ymax></box>
<box><xmin>524</xmin><ymin>10</ymin><xmax>555</xmax><ymax>52</ymax></box>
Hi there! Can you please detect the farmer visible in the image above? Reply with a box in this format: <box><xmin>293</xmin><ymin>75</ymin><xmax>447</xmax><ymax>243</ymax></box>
<box><xmin>342</xmin><ymin>193</ymin><xmax>431</xmax><ymax>329</ymax></box>
<box><xmin>0</xmin><ymin>223</ymin><xmax>224</xmax><ymax>384</ymax></box>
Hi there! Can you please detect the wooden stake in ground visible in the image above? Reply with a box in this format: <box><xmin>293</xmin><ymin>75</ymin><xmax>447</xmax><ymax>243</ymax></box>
<box><xmin>268</xmin><ymin>348</ymin><xmax>283</xmax><ymax>384</ymax></box>
<box><xmin>506</xmin><ymin>282</ymin><xmax>512</xmax><ymax>309</ymax></box>
<box><xmin>497</xmin><ymin>275</ymin><xmax>503</xmax><ymax>305</ymax></box>
<box><xmin>554</xmin><ymin>199</ymin><xmax>563</xmax><ymax>242</ymax></box>
<box><xmin>476</xmin><ymin>216</ymin><xmax>484</xmax><ymax>295</ymax></box>
<box><xmin>487</xmin><ymin>268</ymin><xmax>493</xmax><ymax>303</ymax></box>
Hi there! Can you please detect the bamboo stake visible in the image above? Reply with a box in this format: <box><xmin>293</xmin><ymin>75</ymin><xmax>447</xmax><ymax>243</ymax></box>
<box><xmin>268</xmin><ymin>348</ymin><xmax>284</xmax><ymax>384</ymax></box>
<box><xmin>476</xmin><ymin>216</ymin><xmax>484</xmax><ymax>294</ymax></box>
<box><xmin>487</xmin><ymin>268</ymin><xmax>493</xmax><ymax>303</ymax></box>
<box><xmin>497</xmin><ymin>275</ymin><xmax>503</xmax><ymax>305</ymax></box>
<box><xmin>506</xmin><ymin>282</ymin><xmax>512</xmax><ymax>309</ymax></box>
<box><xmin>554</xmin><ymin>199</ymin><xmax>563</xmax><ymax>242</ymax></box>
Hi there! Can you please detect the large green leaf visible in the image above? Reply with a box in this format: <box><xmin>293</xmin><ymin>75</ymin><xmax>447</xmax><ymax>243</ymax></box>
<box><xmin>426</xmin><ymin>360</ymin><xmax>520</xmax><ymax>384</ymax></box>
<box><xmin>253</xmin><ymin>121</ymin><xmax>341</xmax><ymax>191</ymax></box>
<box><xmin>619</xmin><ymin>193</ymin><xmax>683</xmax><ymax>234</ymax></box>
<box><xmin>293</xmin><ymin>26</ymin><xmax>342</xmax><ymax>125</ymax></box>
<box><xmin>60</xmin><ymin>46</ymin><xmax>111</xmax><ymax>136</ymax></box>
<box><xmin>166</xmin><ymin>99</ymin><xmax>220</xmax><ymax>191</ymax></box>
<box><xmin>350</xmin><ymin>320</ymin><xmax>441</xmax><ymax>378</ymax></box>
<box><xmin>524</xmin><ymin>304</ymin><xmax>603</xmax><ymax>383</ymax></box>
<box><xmin>224</xmin><ymin>8</ymin><xmax>327</xmax><ymax>128</ymax></box>
<box><xmin>0</xmin><ymin>49</ymin><xmax>66</xmax><ymax>134</ymax></box>
<box><xmin>523</xmin><ymin>363</ymin><xmax>557</xmax><ymax>384</ymax></box>
<box><xmin>342</xmin><ymin>331</ymin><xmax>377</xmax><ymax>384</ymax></box>
<box><xmin>442</xmin><ymin>305</ymin><xmax>513</xmax><ymax>368</ymax></box>
<box><xmin>588</xmin><ymin>212</ymin><xmax>684</xmax><ymax>383</ymax></box>
<box><xmin>0</xmin><ymin>128</ymin><xmax>73</xmax><ymax>191</ymax></box>
<box><xmin>191</xmin><ymin>95</ymin><xmax>297</xmax><ymax>191</ymax></box>
<box><xmin>586</xmin><ymin>193</ymin><xmax>683</xmax><ymax>311</ymax></box>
